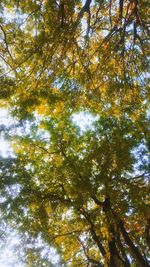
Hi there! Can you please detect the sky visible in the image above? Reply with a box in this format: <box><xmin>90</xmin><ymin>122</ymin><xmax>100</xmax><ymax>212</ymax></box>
<box><xmin>0</xmin><ymin>231</ymin><xmax>24</xmax><ymax>267</ymax></box>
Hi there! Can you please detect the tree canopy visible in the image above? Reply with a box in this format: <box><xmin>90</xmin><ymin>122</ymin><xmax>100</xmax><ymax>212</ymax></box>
<box><xmin>0</xmin><ymin>1</ymin><xmax>149</xmax><ymax>266</ymax></box>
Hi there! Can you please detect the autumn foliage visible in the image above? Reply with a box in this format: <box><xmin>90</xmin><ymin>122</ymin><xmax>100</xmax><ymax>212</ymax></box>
<box><xmin>0</xmin><ymin>1</ymin><xmax>149</xmax><ymax>266</ymax></box>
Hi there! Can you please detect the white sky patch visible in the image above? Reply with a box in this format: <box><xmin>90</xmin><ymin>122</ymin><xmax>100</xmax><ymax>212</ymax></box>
<box><xmin>0</xmin><ymin>228</ymin><xmax>25</xmax><ymax>267</ymax></box>
<box><xmin>0</xmin><ymin>108</ymin><xmax>15</xmax><ymax>125</ymax></box>
<box><xmin>72</xmin><ymin>111</ymin><xmax>98</xmax><ymax>133</ymax></box>
<box><xmin>0</xmin><ymin>109</ymin><xmax>14</xmax><ymax>157</ymax></box>
<box><xmin>0</xmin><ymin>137</ymin><xmax>12</xmax><ymax>157</ymax></box>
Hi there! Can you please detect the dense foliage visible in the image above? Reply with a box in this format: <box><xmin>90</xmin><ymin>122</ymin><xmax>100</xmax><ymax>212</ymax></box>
<box><xmin>0</xmin><ymin>1</ymin><xmax>149</xmax><ymax>266</ymax></box>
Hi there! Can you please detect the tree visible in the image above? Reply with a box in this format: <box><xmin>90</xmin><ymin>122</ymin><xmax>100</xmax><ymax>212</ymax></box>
<box><xmin>0</xmin><ymin>1</ymin><xmax>149</xmax><ymax>266</ymax></box>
